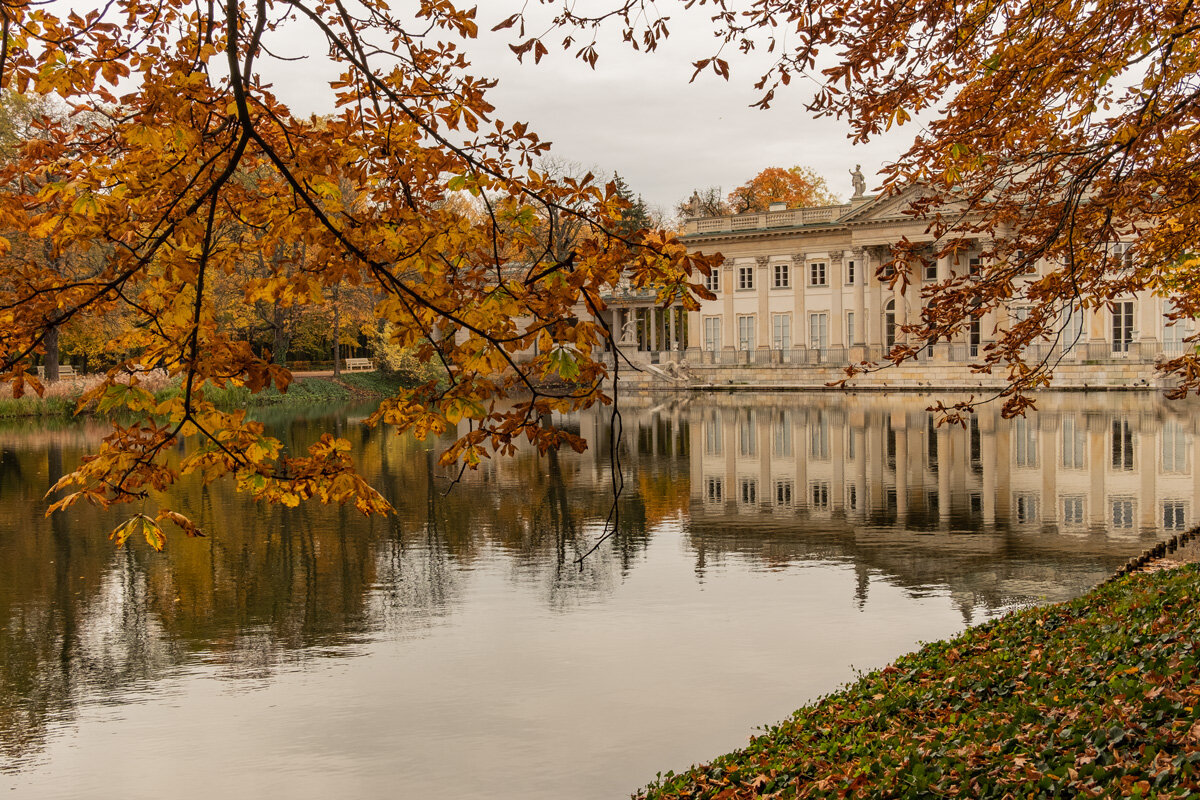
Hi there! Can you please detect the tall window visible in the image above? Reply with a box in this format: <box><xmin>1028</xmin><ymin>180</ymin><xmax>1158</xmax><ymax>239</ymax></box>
<box><xmin>705</xmin><ymin>477</ymin><xmax>723</xmax><ymax>503</ymax></box>
<box><xmin>846</xmin><ymin>312</ymin><xmax>856</xmax><ymax>346</ymax></box>
<box><xmin>773</xmin><ymin>263</ymin><xmax>790</xmax><ymax>288</ymax></box>
<box><xmin>739</xmin><ymin>478</ymin><xmax>758</xmax><ymax>505</ymax></box>
<box><xmin>772</xmin><ymin>313</ymin><xmax>792</xmax><ymax>350</ymax></box>
<box><xmin>1014</xmin><ymin>417</ymin><xmax>1038</xmax><ymax>468</ymax></box>
<box><xmin>923</xmin><ymin>261</ymin><xmax>938</xmax><ymax>281</ymax></box>
<box><xmin>704</xmin><ymin>410</ymin><xmax>722</xmax><ymax>455</ymax></box>
<box><xmin>846</xmin><ymin>259</ymin><xmax>856</xmax><ymax>285</ymax></box>
<box><xmin>809</xmin><ymin>312</ymin><xmax>828</xmax><ymax>351</ymax></box>
<box><xmin>1111</xmin><ymin>498</ymin><xmax>1135</xmax><ymax>529</ymax></box>
<box><xmin>738</xmin><ymin>411</ymin><xmax>757</xmax><ymax>457</ymax></box>
<box><xmin>737</xmin><ymin>265</ymin><xmax>754</xmax><ymax>290</ymax></box>
<box><xmin>1014</xmin><ymin>493</ymin><xmax>1039</xmax><ymax>524</ymax></box>
<box><xmin>1164</xmin><ymin>501</ymin><xmax>1187</xmax><ymax>530</ymax></box>
<box><xmin>1112</xmin><ymin>418</ymin><xmax>1135</xmax><ymax>470</ymax></box>
<box><xmin>1062</xmin><ymin>496</ymin><xmax>1085</xmax><ymax>526</ymax></box>
<box><xmin>705</xmin><ymin>268</ymin><xmax>720</xmax><ymax>293</ymax></box>
<box><xmin>737</xmin><ymin>315</ymin><xmax>755</xmax><ymax>351</ymax></box>
<box><xmin>773</xmin><ymin>411</ymin><xmax>792</xmax><ymax>456</ymax></box>
<box><xmin>1063</xmin><ymin>305</ymin><xmax>1085</xmax><ymax>355</ymax></box>
<box><xmin>810</xmin><ymin>481</ymin><xmax>830</xmax><ymax>510</ymax></box>
<box><xmin>1061</xmin><ymin>416</ymin><xmax>1086</xmax><ymax>469</ymax></box>
<box><xmin>1112</xmin><ymin>301</ymin><xmax>1134</xmax><ymax>353</ymax></box>
<box><xmin>969</xmin><ymin>318</ymin><xmax>981</xmax><ymax>358</ymax></box>
<box><xmin>810</xmin><ymin>412</ymin><xmax>830</xmax><ymax>460</ymax></box>
<box><xmin>1164</xmin><ymin>320</ymin><xmax>1187</xmax><ymax>355</ymax></box>
<box><xmin>703</xmin><ymin>316</ymin><xmax>721</xmax><ymax>351</ymax></box>
<box><xmin>884</xmin><ymin>300</ymin><xmax>897</xmax><ymax>347</ymax></box>
<box><xmin>1162</xmin><ymin>420</ymin><xmax>1189</xmax><ymax>473</ymax></box>
<box><xmin>968</xmin><ymin>256</ymin><xmax>982</xmax><ymax>277</ymax></box>
<box><xmin>809</xmin><ymin>261</ymin><xmax>827</xmax><ymax>286</ymax></box>
<box><xmin>775</xmin><ymin>480</ymin><xmax>793</xmax><ymax>507</ymax></box>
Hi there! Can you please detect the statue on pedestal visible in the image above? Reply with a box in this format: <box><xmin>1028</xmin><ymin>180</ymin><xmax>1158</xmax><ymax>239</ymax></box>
<box><xmin>850</xmin><ymin>164</ymin><xmax>866</xmax><ymax>198</ymax></box>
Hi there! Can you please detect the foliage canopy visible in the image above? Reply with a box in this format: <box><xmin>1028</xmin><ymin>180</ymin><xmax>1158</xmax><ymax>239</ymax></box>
<box><xmin>0</xmin><ymin>0</ymin><xmax>716</xmax><ymax>547</ymax></box>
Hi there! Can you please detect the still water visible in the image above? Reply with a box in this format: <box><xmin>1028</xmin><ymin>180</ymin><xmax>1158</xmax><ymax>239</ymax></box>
<box><xmin>0</xmin><ymin>391</ymin><xmax>1193</xmax><ymax>798</ymax></box>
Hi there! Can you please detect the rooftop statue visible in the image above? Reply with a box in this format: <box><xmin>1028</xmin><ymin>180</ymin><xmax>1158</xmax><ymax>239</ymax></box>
<box><xmin>850</xmin><ymin>164</ymin><xmax>866</xmax><ymax>198</ymax></box>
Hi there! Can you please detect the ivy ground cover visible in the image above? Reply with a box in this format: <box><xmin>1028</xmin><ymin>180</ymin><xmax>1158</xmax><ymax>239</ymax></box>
<box><xmin>638</xmin><ymin>565</ymin><xmax>1200</xmax><ymax>799</ymax></box>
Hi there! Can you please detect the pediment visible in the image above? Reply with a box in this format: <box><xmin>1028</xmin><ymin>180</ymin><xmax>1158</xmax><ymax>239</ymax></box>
<box><xmin>837</xmin><ymin>185</ymin><xmax>936</xmax><ymax>225</ymax></box>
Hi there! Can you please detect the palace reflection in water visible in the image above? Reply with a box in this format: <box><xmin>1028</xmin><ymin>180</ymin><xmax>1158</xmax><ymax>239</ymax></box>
<box><xmin>0</xmin><ymin>393</ymin><xmax>1195</xmax><ymax>800</ymax></box>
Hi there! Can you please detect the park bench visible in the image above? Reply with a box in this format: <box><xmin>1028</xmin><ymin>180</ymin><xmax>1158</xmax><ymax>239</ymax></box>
<box><xmin>345</xmin><ymin>357</ymin><xmax>375</xmax><ymax>372</ymax></box>
<box><xmin>36</xmin><ymin>365</ymin><xmax>77</xmax><ymax>380</ymax></box>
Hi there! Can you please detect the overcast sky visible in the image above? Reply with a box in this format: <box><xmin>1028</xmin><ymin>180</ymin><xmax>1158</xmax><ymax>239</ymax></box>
<box><xmin>259</xmin><ymin>3</ymin><xmax>917</xmax><ymax>216</ymax></box>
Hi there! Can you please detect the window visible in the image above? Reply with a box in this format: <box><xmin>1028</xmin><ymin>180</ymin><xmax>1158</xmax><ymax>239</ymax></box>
<box><xmin>705</xmin><ymin>477</ymin><xmax>723</xmax><ymax>503</ymax></box>
<box><xmin>737</xmin><ymin>315</ymin><xmax>755</xmax><ymax>351</ymax></box>
<box><xmin>738</xmin><ymin>411</ymin><xmax>757</xmax><ymax>457</ymax></box>
<box><xmin>772</xmin><ymin>313</ymin><xmax>792</xmax><ymax>350</ymax></box>
<box><xmin>846</xmin><ymin>259</ymin><xmax>856</xmax><ymax>285</ymax></box>
<box><xmin>1111</xmin><ymin>498</ymin><xmax>1135</xmax><ymax>529</ymax></box>
<box><xmin>1062</xmin><ymin>496</ymin><xmax>1085</xmax><ymax>526</ymax></box>
<box><xmin>1063</xmin><ymin>305</ymin><xmax>1085</xmax><ymax>355</ymax></box>
<box><xmin>1162</xmin><ymin>420</ymin><xmax>1189</xmax><ymax>473</ymax></box>
<box><xmin>810</xmin><ymin>481</ymin><xmax>830</xmax><ymax>510</ymax></box>
<box><xmin>775</xmin><ymin>480</ymin><xmax>793</xmax><ymax>507</ymax></box>
<box><xmin>970</xmin><ymin>416</ymin><xmax>982</xmax><ymax>473</ymax></box>
<box><xmin>1164</xmin><ymin>319</ymin><xmax>1188</xmax><ymax>355</ymax></box>
<box><xmin>969</xmin><ymin>317</ymin><xmax>981</xmax><ymax>358</ymax></box>
<box><xmin>1112</xmin><ymin>301</ymin><xmax>1134</xmax><ymax>354</ymax></box>
<box><xmin>846</xmin><ymin>483</ymin><xmax>858</xmax><ymax>511</ymax></box>
<box><xmin>809</xmin><ymin>261</ymin><xmax>827</xmax><ymax>286</ymax></box>
<box><xmin>703</xmin><ymin>316</ymin><xmax>721</xmax><ymax>352</ymax></box>
<box><xmin>773</xmin><ymin>412</ymin><xmax>792</xmax><ymax>456</ymax></box>
<box><xmin>810</xmin><ymin>413</ymin><xmax>830</xmax><ymax>460</ymax></box>
<box><xmin>927</xmin><ymin>414</ymin><xmax>938</xmax><ymax>471</ymax></box>
<box><xmin>924</xmin><ymin>261</ymin><xmax>938</xmax><ymax>281</ymax></box>
<box><xmin>705</xmin><ymin>268</ymin><xmax>720</xmax><ymax>293</ymax></box>
<box><xmin>1014</xmin><ymin>493</ymin><xmax>1039</xmax><ymax>524</ymax></box>
<box><xmin>1061</xmin><ymin>416</ymin><xmax>1086</xmax><ymax>469</ymax></box>
<box><xmin>737</xmin><ymin>265</ymin><xmax>754</xmax><ymax>290</ymax></box>
<box><xmin>1164</xmin><ymin>501</ymin><xmax>1187</xmax><ymax>531</ymax></box>
<box><xmin>739</xmin><ymin>478</ymin><xmax>758</xmax><ymax>505</ymax></box>
<box><xmin>1112</xmin><ymin>419</ymin><xmax>1135</xmax><ymax>470</ymax></box>
<box><xmin>884</xmin><ymin>300</ymin><xmax>897</xmax><ymax>348</ymax></box>
<box><xmin>773</xmin><ymin>263</ymin><xmax>790</xmax><ymax>288</ymax></box>
<box><xmin>846</xmin><ymin>312</ymin><xmax>856</xmax><ymax>346</ymax></box>
<box><xmin>1014</xmin><ymin>417</ymin><xmax>1038</xmax><ymax>468</ymax></box>
<box><xmin>809</xmin><ymin>312</ymin><xmax>828</xmax><ymax>351</ymax></box>
<box><xmin>968</xmin><ymin>256</ymin><xmax>982</xmax><ymax>277</ymax></box>
<box><xmin>704</xmin><ymin>410</ymin><xmax>722</xmax><ymax>455</ymax></box>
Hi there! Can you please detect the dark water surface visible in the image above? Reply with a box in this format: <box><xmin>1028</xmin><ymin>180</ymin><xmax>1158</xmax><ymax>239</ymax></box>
<box><xmin>0</xmin><ymin>392</ymin><xmax>1194</xmax><ymax>798</ymax></box>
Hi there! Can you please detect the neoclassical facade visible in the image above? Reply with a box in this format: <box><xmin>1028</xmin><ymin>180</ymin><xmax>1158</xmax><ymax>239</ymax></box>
<box><xmin>674</xmin><ymin>192</ymin><xmax>1191</xmax><ymax>375</ymax></box>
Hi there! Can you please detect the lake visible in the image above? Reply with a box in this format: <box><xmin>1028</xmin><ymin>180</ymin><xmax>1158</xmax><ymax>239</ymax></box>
<box><xmin>0</xmin><ymin>391</ymin><xmax>1192</xmax><ymax>798</ymax></box>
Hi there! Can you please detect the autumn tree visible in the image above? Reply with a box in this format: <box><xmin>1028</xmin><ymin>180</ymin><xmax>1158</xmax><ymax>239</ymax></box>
<box><xmin>0</xmin><ymin>0</ymin><xmax>718</xmax><ymax>548</ymax></box>
<box><xmin>521</xmin><ymin>0</ymin><xmax>1200</xmax><ymax>414</ymax></box>
<box><xmin>727</xmin><ymin>165</ymin><xmax>838</xmax><ymax>213</ymax></box>
<box><xmin>675</xmin><ymin>186</ymin><xmax>730</xmax><ymax>220</ymax></box>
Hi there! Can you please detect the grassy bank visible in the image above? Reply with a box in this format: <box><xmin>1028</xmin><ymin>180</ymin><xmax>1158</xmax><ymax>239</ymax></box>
<box><xmin>0</xmin><ymin>371</ymin><xmax>410</xmax><ymax>418</ymax></box>
<box><xmin>638</xmin><ymin>565</ymin><xmax>1200</xmax><ymax>799</ymax></box>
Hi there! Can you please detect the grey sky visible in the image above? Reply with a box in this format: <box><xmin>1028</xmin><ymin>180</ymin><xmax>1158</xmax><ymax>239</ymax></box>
<box><xmin>262</xmin><ymin>3</ymin><xmax>916</xmax><ymax>216</ymax></box>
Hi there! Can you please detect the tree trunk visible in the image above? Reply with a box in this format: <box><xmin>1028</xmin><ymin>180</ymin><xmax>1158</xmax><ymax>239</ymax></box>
<box><xmin>332</xmin><ymin>284</ymin><xmax>342</xmax><ymax>377</ymax></box>
<box><xmin>272</xmin><ymin>301</ymin><xmax>290</xmax><ymax>366</ymax></box>
<box><xmin>44</xmin><ymin>324</ymin><xmax>60</xmax><ymax>382</ymax></box>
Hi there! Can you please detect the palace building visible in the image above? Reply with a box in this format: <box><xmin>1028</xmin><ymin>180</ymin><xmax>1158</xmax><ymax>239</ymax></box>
<box><xmin>601</xmin><ymin>179</ymin><xmax>1193</xmax><ymax>389</ymax></box>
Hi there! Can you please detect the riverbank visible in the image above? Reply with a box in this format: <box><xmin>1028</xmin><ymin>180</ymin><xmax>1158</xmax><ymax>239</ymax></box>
<box><xmin>0</xmin><ymin>371</ymin><xmax>409</xmax><ymax>418</ymax></box>
<box><xmin>637</xmin><ymin>561</ymin><xmax>1200</xmax><ymax>799</ymax></box>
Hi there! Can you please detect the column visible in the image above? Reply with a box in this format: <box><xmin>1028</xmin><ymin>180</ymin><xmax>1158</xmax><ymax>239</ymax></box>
<box><xmin>938</xmin><ymin>425</ymin><xmax>951</xmax><ymax>523</ymax></box>
<box><xmin>756</xmin><ymin>256</ymin><xmax>771</xmax><ymax>353</ymax></box>
<box><xmin>1042</xmin><ymin>414</ymin><xmax>1058</xmax><ymax>523</ymax></box>
<box><xmin>981</xmin><ymin>412</ymin><xmax>997</xmax><ymax>526</ymax></box>
<box><xmin>830</xmin><ymin>252</ymin><xmax>845</xmax><ymax>348</ymax></box>
<box><xmin>722</xmin><ymin>264</ymin><xmax>736</xmax><ymax>352</ymax></box>
<box><xmin>853</xmin><ymin>249</ymin><xmax>867</xmax><ymax>351</ymax></box>
<box><xmin>793</xmin><ymin>253</ymin><xmax>807</xmax><ymax>349</ymax></box>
